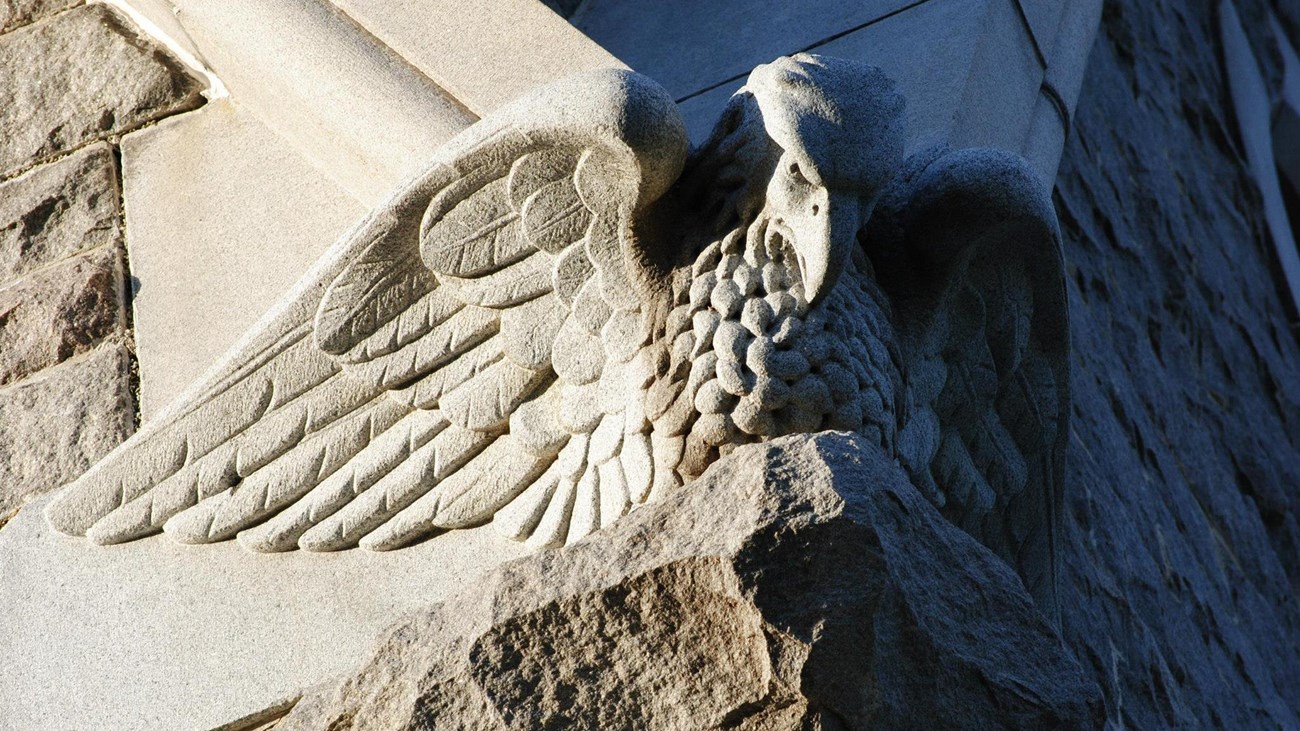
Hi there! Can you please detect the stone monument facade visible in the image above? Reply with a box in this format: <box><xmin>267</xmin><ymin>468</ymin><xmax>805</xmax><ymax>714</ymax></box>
<box><xmin>3</xmin><ymin>1</ymin><xmax>1299</xmax><ymax>729</ymax></box>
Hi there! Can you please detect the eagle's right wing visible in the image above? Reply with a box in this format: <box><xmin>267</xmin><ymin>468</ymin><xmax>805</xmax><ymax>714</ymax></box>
<box><xmin>45</xmin><ymin>69</ymin><xmax>689</xmax><ymax>553</ymax></box>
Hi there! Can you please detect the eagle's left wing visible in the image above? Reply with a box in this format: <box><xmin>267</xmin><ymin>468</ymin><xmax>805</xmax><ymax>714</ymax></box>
<box><xmin>863</xmin><ymin>147</ymin><xmax>1069</xmax><ymax>620</ymax></box>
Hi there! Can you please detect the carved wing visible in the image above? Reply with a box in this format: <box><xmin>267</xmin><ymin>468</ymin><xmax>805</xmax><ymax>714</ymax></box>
<box><xmin>863</xmin><ymin>146</ymin><xmax>1069</xmax><ymax>619</ymax></box>
<box><xmin>45</xmin><ymin>68</ymin><xmax>688</xmax><ymax>552</ymax></box>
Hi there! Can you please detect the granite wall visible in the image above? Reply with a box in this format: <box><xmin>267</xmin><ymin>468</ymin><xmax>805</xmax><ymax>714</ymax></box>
<box><xmin>1053</xmin><ymin>0</ymin><xmax>1300</xmax><ymax>726</ymax></box>
<box><xmin>0</xmin><ymin>3</ymin><xmax>202</xmax><ymax>520</ymax></box>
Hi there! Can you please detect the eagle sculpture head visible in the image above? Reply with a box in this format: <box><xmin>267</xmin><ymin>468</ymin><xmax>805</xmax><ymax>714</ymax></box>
<box><xmin>692</xmin><ymin>54</ymin><xmax>905</xmax><ymax>304</ymax></box>
<box><xmin>746</xmin><ymin>54</ymin><xmax>904</xmax><ymax>303</ymax></box>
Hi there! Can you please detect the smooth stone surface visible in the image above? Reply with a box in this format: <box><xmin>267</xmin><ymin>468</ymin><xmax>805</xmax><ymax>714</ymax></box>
<box><xmin>279</xmin><ymin>433</ymin><xmax>1100</xmax><ymax>730</ymax></box>
<box><xmin>161</xmin><ymin>0</ymin><xmax>474</xmax><ymax>205</ymax></box>
<box><xmin>121</xmin><ymin>98</ymin><xmax>364</xmax><ymax>416</ymax></box>
<box><xmin>0</xmin><ymin>495</ymin><xmax>529</xmax><ymax>731</ymax></box>
<box><xmin>0</xmin><ymin>245</ymin><xmax>125</xmax><ymax>386</ymax></box>
<box><xmin>572</xmin><ymin>0</ymin><xmax>914</xmax><ymax>100</ymax></box>
<box><xmin>0</xmin><ymin>3</ymin><xmax>203</xmax><ymax>177</ymax></box>
<box><xmin>331</xmin><ymin>0</ymin><xmax>625</xmax><ymax>116</ymax></box>
<box><xmin>0</xmin><ymin>343</ymin><xmax>133</xmax><ymax>517</ymax></box>
<box><xmin>0</xmin><ymin>142</ymin><xmax>119</xmax><ymax>286</ymax></box>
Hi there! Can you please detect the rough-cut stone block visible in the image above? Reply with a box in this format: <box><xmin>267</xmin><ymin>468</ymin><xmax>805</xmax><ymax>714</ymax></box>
<box><xmin>0</xmin><ymin>3</ymin><xmax>203</xmax><ymax>177</ymax></box>
<box><xmin>0</xmin><ymin>143</ymin><xmax>119</xmax><ymax>285</ymax></box>
<box><xmin>280</xmin><ymin>433</ymin><xmax>1101</xmax><ymax>730</ymax></box>
<box><xmin>0</xmin><ymin>342</ymin><xmax>133</xmax><ymax>517</ymax></box>
<box><xmin>0</xmin><ymin>245</ymin><xmax>125</xmax><ymax>386</ymax></box>
<box><xmin>0</xmin><ymin>0</ymin><xmax>76</xmax><ymax>34</ymax></box>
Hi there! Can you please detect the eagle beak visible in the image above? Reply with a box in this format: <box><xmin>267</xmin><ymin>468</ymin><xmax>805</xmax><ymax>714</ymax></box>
<box><xmin>794</xmin><ymin>190</ymin><xmax>861</xmax><ymax>305</ymax></box>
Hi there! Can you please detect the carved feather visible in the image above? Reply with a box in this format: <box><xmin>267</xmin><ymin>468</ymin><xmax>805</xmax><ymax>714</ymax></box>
<box><xmin>436</xmin><ymin>250</ymin><xmax>553</xmax><ymax>307</ymax></box>
<box><xmin>238</xmin><ymin>409</ymin><xmax>450</xmax><ymax>552</ymax></box>
<box><xmin>42</xmin><ymin>65</ymin><xmax>722</xmax><ymax>559</ymax></box>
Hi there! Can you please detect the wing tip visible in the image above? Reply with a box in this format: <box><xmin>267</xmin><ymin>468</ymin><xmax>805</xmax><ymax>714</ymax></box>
<box><xmin>44</xmin><ymin>482</ymin><xmax>107</xmax><ymax>538</ymax></box>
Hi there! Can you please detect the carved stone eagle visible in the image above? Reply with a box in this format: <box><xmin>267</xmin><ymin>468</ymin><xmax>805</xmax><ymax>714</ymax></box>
<box><xmin>46</xmin><ymin>55</ymin><xmax>1068</xmax><ymax>615</ymax></box>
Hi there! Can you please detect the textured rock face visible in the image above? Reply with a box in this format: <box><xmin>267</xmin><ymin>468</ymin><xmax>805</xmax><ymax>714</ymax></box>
<box><xmin>0</xmin><ymin>244</ymin><xmax>124</xmax><ymax>386</ymax></box>
<box><xmin>0</xmin><ymin>8</ymin><xmax>202</xmax><ymax>520</ymax></box>
<box><xmin>1052</xmin><ymin>0</ymin><xmax>1300</xmax><ymax>727</ymax></box>
<box><xmin>279</xmin><ymin>433</ymin><xmax>1100</xmax><ymax>730</ymax></box>
<box><xmin>0</xmin><ymin>344</ymin><xmax>134</xmax><ymax>517</ymax></box>
<box><xmin>0</xmin><ymin>143</ymin><xmax>120</xmax><ymax>282</ymax></box>
<box><xmin>0</xmin><ymin>3</ymin><xmax>204</xmax><ymax>176</ymax></box>
<box><xmin>0</xmin><ymin>0</ymin><xmax>73</xmax><ymax>39</ymax></box>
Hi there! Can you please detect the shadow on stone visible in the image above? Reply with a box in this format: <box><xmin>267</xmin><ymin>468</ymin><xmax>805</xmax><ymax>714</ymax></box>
<box><xmin>279</xmin><ymin>432</ymin><xmax>1102</xmax><ymax>730</ymax></box>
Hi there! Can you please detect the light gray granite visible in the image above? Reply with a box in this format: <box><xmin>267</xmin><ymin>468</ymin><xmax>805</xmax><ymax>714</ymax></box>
<box><xmin>120</xmin><ymin>98</ymin><xmax>364</xmax><ymax>416</ymax></box>
<box><xmin>0</xmin><ymin>495</ymin><xmax>527</xmax><ymax>731</ymax></box>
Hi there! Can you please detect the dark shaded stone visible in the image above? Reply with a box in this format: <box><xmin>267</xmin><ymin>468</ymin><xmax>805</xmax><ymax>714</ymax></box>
<box><xmin>1051</xmin><ymin>0</ymin><xmax>1300</xmax><ymax>727</ymax></box>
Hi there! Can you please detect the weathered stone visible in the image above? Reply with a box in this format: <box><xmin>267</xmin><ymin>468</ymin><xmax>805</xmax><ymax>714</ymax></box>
<box><xmin>279</xmin><ymin>433</ymin><xmax>1101</xmax><ymax>730</ymax></box>
<box><xmin>0</xmin><ymin>0</ymin><xmax>76</xmax><ymax>34</ymax></box>
<box><xmin>0</xmin><ymin>342</ymin><xmax>133</xmax><ymax>517</ymax></box>
<box><xmin>0</xmin><ymin>245</ymin><xmax>125</xmax><ymax>386</ymax></box>
<box><xmin>1049</xmin><ymin>0</ymin><xmax>1300</xmax><ymax>726</ymax></box>
<box><xmin>0</xmin><ymin>142</ymin><xmax>119</xmax><ymax>285</ymax></box>
<box><xmin>0</xmin><ymin>3</ymin><xmax>203</xmax><ymax>177</ymax></box>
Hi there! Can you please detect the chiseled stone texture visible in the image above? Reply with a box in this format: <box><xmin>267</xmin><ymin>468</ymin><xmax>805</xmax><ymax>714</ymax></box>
<box><xmin>0</xmin><ymin>143</ymin><xmax>120</xmax><ymax>284</ymax></box>
<box><xmin>0</xmin><ymin>0</ymin><xmax>76</xmax><ymax>34</ymax></box>
<box><xmin>1052</xmin><ymin>0</ymin><xmax>1300</xmax><ymax>727</ymax></box>
<box><xmin>280</xmin><ymin>433</ymin><xmax>1101</xmax><ymax>730</ymax></box>
<box><xmin>0</xmin><ymin>343</ymin><xmax>134</xmax><ymax>517</ymax></box>
<box><xmin>0</xmin><ymin>3</ymin><xmax>203</xmax><ymax>177</ymax></box>
<box><xmin>0</xmin><ymin>244</ymin><xmax>124</xmax><ymax>386</ymax></box>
